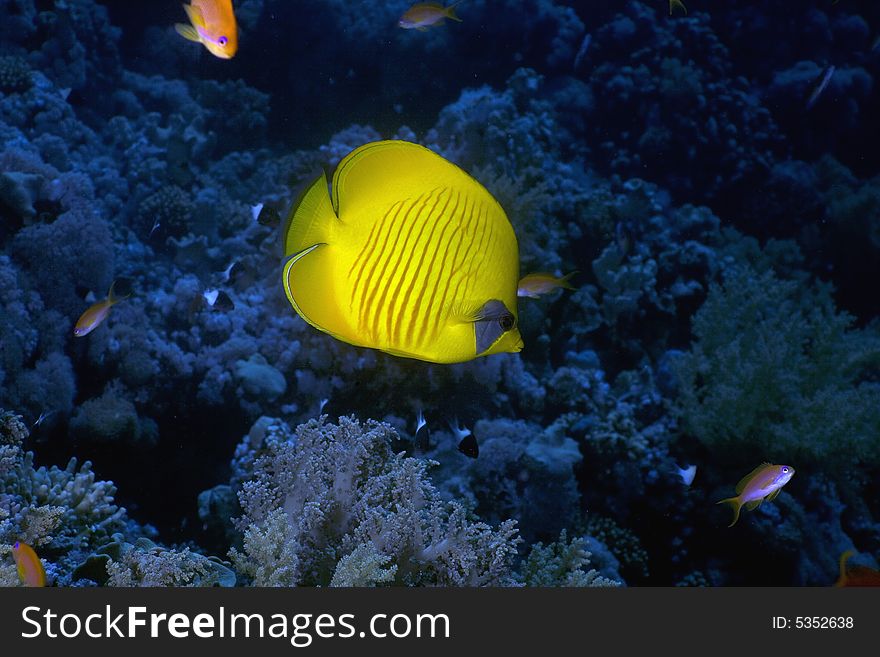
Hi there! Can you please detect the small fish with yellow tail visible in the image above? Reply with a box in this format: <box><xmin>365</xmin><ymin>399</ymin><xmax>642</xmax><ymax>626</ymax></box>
<box><xmin>399</xmin><ymin>1</ymin><xmax>464</xmax><ymax>31</ymax></box>
<box><xmin>12</xmin><ymin>541</ymin><xmax>46</xmax><ymax>587</ymax></box>
<box><xmin>716</xmin><ymin>463</ymin><xmax>795</xmax><ymax>527</ymax></box>
<box><xmin>73</xmin><ymin>281</ymin><xmax>127</xmax><ymax>337</ymax></box>
<box><xmin>517</xmin><ymin>271</ymin><xmax>577</xmax><ymax>299</ymax></box>
<box><xmin>175</xmin><ymin>0</ymin><xmax>238</xmax><ymax>59</ymax></box>
<box><xmin>282</xmin><ymin>140</ymin><xmax>523</xmax><ymax>364</ymax></box>
<box><xmin>834</xmin><ymin>550</ymin><xmax>880</xmax><ymax>587</ymax></box>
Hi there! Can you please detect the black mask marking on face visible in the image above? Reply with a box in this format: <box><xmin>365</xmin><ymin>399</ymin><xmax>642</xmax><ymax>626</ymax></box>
<box><xmin>474</xmin><ymin>299</ymin><xmax>516</xmax><ymax>354</ymax></box>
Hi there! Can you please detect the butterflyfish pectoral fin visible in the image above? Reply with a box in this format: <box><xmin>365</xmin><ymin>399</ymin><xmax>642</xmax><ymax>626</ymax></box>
<box><xmin>175</xmin><ymin>23</ymin><xmax>202</xmax><ymax>42</ymax></box>
<box><xmin>766</xmin><ymin>488</ymin><xmax>781</xmax><ymax>502</ymax></box>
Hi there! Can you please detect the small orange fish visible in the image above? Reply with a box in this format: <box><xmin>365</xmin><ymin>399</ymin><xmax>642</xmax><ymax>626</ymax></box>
<box><xmin>175</xmin><ymin>0</ymin><xmax>238</xmax><ymax>59</ymax></box>
<box><xmin>517</xmin><ymin>271</ymin><xmax>577</xmax><ymax>299</ymax></box>
<box><xmin>73</xmin><ymin>281</ymin><xmax>127</xmax><ymax>337</ymax></box>
<box><xmin>12</xmin><ymin>542</ymin><xmax>46</xmax><ymax>587</ymax></box>
<box><xmin>716</xmin><ymin>463</ymin><xmax>795</xmax><ymax>527</ymax></box>
<box><xmin>398</xmin><ymin>1</ymin><xmax>464</xmax><ymax>31</ymax></box>
<box><xmin>835</xmin><ymin>551</ymin><xmax>880</xmax><ymax>587</ymax></box>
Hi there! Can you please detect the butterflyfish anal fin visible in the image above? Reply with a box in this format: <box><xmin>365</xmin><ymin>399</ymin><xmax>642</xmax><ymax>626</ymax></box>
<box><xmin>283</xmin><ymin>172</ymin><xmax>337</xmax><ymax>258</ymax></box>
<box><xmin>175</xmin><ymin>23</ymin><xmax>202</xmax><ymax>42</ymax></box>
<box><xmin>283</xmin><ymin>244</ymin><xmax>353</xmax><ymax>344</ymax></box>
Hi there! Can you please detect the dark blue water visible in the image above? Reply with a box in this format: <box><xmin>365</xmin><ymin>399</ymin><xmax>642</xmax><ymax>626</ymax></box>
<box><xmin>1</xmin><ymin>0</ymin><xmax>878</xmax><ymax>587</ymax></box>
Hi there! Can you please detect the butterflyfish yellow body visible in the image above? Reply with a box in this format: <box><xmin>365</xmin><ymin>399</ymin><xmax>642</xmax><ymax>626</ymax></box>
<box><xmin>282</xmin><ymin>140</ymin><xmax>524</xmax><ymax>364</ymax></box>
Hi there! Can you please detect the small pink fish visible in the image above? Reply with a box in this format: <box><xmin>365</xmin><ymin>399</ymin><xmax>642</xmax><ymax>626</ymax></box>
<box><xmin>12</xmin><ymin>541</ymin><xmax>46</xmax><ymax>587</ymax></box>
<box><xmin>175</xmin><ymin>0</ymin><xmax>238</xmax><ymax>59</ymax></box>
<box><xmin>716</xmin><ymin>463</ymin><xmax>795</xmax><ymax>527</ymax></box>
<box><xmin>73</xmin><ymin>281</ymin><xmax>127</xmax><ymax>337</ymax></box>
<box><xmin>517</xmin><ymin>271</ymin><xmax>577</xmax><ymax>299</ymax></box>
<box><xmin>398</xmin><ymin>1</ymin><xmax>464</xmax><ymax>31</ymax></box>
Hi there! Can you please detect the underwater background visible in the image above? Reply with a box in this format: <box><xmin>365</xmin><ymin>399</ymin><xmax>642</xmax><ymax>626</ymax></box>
<box><xmin>1</xmin><ymin>0</ymin><xmax>879</xmax><ymax>587</ymax></box>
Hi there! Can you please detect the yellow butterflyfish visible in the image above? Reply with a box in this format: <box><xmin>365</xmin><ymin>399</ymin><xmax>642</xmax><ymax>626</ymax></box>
<box><xmin>282</xmin><ymin>140</ymin><xmax>524</xmax><ymax>364</ymax></box>
<box><xmin>175</xmin><ymin>0</ymin><xmax>238</xmax><ymax>59</ymax></box>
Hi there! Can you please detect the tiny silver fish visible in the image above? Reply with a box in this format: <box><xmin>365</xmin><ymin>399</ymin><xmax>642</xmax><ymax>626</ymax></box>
<box><xmin>806</xmin><ymin>65</ymin><xmax>835</xmax><ymax>110</ymax></box>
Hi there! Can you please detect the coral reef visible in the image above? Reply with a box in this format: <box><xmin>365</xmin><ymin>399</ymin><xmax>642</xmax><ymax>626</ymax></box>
<box><xmin>674</xmin><ymin>265</ymin><xmax>880</xmax><ymax>477</ymax></box>
<box><xmin>1</xmin><ymin>0</ymin><xmax>879</xmax><ymax>588</ymax></box>
<box><xmin>228</xmin><ymin>416</ymin><xmax>522</xmax><ymax>586</ymax></box>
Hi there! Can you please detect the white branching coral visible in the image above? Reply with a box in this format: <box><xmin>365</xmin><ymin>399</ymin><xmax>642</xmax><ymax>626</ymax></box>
<box><xmin>230</xmin><ymin>415</ymin><xmax>521</xmax><ymax>586</ymax></box>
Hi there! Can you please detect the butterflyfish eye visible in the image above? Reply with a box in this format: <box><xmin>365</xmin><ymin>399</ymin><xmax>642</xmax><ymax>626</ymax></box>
<box><xmin>474</xmin><ymin>300</ymin><xmax>516</xmax><ymax>354</ymax></box>
<box><xmin>13</xmin><ymin>541</ymin><xmax>20</xmax><ymax>550</ymax></box>
<box><xmin>782</xmin><ymin>467</ymin><xmax>789</xmax><ymax>473</ymax></box>
<box><xmin>218</xmin><ymin>36</ymin><xmax>228</xmax><ymax>46</ymax></box>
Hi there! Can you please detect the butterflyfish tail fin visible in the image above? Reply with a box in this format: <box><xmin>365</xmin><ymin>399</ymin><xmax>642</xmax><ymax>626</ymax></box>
<box><xmin>175</xmin><ymin>23</ymin><xmax>201</xmax><ymax>42</ymax></box>
<box><xmin>282</xmin><ymin>174</ymin><xmax>351</xmax><ymax>344</ymax></box>
<box><xmin>283</xmin><ymin>172</ymin><xmax>337</xmax><ymax>258</ymax></box>
<box><xmin>716</xmin><ymin>496</ymin><xmax>742</xmax><ymax>527</ymax></box>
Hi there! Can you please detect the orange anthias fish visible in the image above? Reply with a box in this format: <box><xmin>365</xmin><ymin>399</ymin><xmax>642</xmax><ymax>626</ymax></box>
<box><xmin>398</xmin><ymin>1</ymin><xmax>464</xmax><ymax>31</ymax></box>
<box><xmin>12</xmin><ymin>542</ymin><xmax>46</xmax><ymax>587</ymax></box>
<box><xmin>517</xmin><ymin>272</ymin><xmax>577</xmax><ymax>299</ymax></box>
<box><xmin>716</xmin><ymin>463</ymin><xmax>795</xmax><ymax>527</ymax></box>
<box><xmin>835</xmin><ymin>551</ymin><xmax>880</xmax><ymax>587</ymax></box>
<box><xmin>73</xmin><ymin>280</ymin><xmax>127</xmax><ymax>337</ymax></box>
<box><xmin>175</xmin><ymin>0</ymin><xmax>238</xmax><ymax>59</ymax></box>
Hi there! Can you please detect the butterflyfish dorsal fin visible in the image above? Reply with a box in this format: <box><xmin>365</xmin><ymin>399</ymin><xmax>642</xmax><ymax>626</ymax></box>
<box><xmin>735</xmin><ymin>463</ymin><xmax>771</xmax><ymax>494</ymax></box>
<box><xmin>330</xmin><ymin>140</ymin><xmax>475</xmax><ymax>216</ymax></box>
